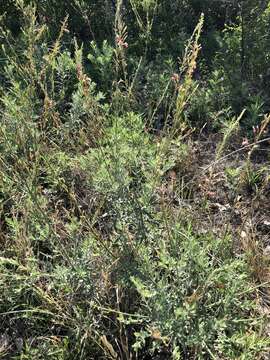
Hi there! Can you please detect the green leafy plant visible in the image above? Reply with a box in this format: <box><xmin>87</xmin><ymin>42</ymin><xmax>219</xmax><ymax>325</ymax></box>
<box><xmin>0</xmin><ymin>1</ymin><xmax>269</xmax><ymax>359</ymax></box>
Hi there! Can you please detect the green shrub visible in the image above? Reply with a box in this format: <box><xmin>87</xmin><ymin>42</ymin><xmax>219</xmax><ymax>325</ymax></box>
<box><xmin>0</xmin><ymin>2</ymin><xmax>269</xmax><ymax>359</ymax></box>
<box><xmin>132</xmin><ymin>228</ymin><xmax>266</xmax><ymax>359</ymax></box>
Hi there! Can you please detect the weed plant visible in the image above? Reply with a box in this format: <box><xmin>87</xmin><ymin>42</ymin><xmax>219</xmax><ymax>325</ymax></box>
<box><xmin>0</xmin><ymin>2</ymin><xmax>269</xmax><ymax>359</ymax></box>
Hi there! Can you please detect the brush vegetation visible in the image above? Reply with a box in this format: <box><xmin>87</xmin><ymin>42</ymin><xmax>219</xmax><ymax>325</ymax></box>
<box><xmin>0</xmin><ymin>1</ymin><xmax>270</xmax><ymax>359</ymax></box>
